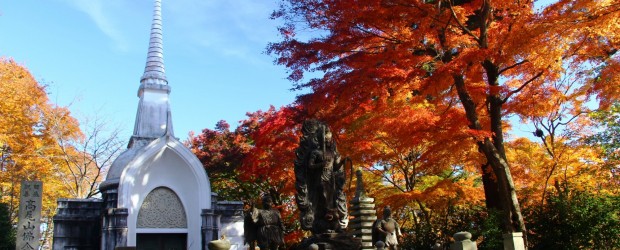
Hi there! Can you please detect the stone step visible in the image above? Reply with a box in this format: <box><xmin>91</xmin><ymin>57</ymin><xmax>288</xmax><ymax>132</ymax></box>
<box><xmin>361</xmin><ymin>241</ymin><xmax>374</xmax><ymax>247</ymax></box>
<box><xmin>350</xmin><ymin>216</ymin><xmax>377</xmax><ymax>224</ymax></box>
<box><xmin>351</xmin><ymin>210</ymin><xmax>377</xmax><ymax>216</ymax></box>
<box><xmin>351</xmin><ymin>234</ymin><xmax>372</xmax><ymax>241</ymax></box>
<box><xmin>349</xmin><ymin>221</ymin><xmax>376</xmax><ymax>229</ymax></box>
<box><xmin>350</xmin><ymin>197</ymin><xmax>375</xmax><ymax>203</ymax></box>
<box><xmin>352</xmin><ymin>229</ymin><xmax>373</xmax><ymax>235</ymax></box>
<box><xmin>351</xmin><ymin>203</ymin><xmax>376</xmax><ymax>209</ymax></box>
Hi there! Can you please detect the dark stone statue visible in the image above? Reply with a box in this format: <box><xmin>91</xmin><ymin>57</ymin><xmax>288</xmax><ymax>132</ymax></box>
<box><xmin>294</xmin><ymin>119</ymin><xmax>349</xmax><ymax>235</ymax></box>
<box><xmin>245</xmin><ymin>195</ymin><xmax>285</xmax><ymax>250</ymax></box>
<box><xmin>244</xmin><ymin>204</ymin><xmax>258</xmax><ymax>250</ymax></box>
<box><xmin>372</xmin><ymin>206</ymin><xmax>401</xmax><ymax>250</ymax></box>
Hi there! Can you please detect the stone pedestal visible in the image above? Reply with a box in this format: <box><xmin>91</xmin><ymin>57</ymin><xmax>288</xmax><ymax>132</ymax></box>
<box><xmin>298</xmin><ymin>233</ymin><xmax>362</xmax><ymax>250</ymax></box>
<box><xmin>450</xmin><ymin>231</ymin><xmax>477</xmax><ymax>250</ymax></box>
<box><xmin>503</xmin><ymin>232</ymin><xmax>525</xmax><ymax>250</ymax></box>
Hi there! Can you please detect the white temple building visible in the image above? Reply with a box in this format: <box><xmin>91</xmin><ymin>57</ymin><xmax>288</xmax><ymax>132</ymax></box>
<box><xmin>53</xmin><ymin>1</ymin><xmax>244</xmax><ymax>249</ymax></box>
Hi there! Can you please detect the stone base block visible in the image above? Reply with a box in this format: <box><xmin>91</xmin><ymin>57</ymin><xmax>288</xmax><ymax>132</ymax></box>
<box><xmin>503</xmin><ymin>232</ymin><xmax>525</xmax><ymax>250</ymax></box>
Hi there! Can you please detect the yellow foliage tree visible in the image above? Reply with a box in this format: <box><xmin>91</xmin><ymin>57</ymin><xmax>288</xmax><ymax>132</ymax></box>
<box><xmin>0</xmin><ymin>58</ymin><xmax>83</xmax><ymax>245</ymax></box>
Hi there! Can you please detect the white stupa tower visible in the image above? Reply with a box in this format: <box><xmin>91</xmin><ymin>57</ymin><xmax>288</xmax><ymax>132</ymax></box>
<box><xmin>52</xmin><ymin>1</ymin><xmax>245</xmax><ymax>249</ymax></box>
<box><xmin>98</xmin><ymin>1</ymin><xmax>216</xmax><ymax>249</ymax></box>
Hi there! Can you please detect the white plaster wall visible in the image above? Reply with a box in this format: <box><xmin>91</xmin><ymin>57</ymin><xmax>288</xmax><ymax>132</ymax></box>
<box><xmin>118</xmin><ymin>137</ymin><xmax>211</xmax><ymax>250</ymax></box>
<box><xmin>221</xmin><ymin>220</ymin><xmax>245</xmax><ymax>250</ymax></box>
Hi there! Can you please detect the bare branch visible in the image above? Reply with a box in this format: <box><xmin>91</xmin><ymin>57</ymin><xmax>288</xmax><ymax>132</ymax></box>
<box><xmin>51</xmin><ymin>113</ymin><xmax>126</xmax><ymax>198</ymax></box>
<box><xmin>448</xmin><ymin>1</ymin><xmax>480</xmax><ymax>43</ymax></box>
<box><xmin>502</xmin><ymin>71</ymin><xmax>544</xmax><ymax>103</ymax></box>
<box><xmin>499</xmin><ymin>60</ymin><xmax>529</xmax><ymax>74</ymax></box>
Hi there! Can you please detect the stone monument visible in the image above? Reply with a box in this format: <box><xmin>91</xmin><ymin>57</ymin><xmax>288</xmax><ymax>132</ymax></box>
<box><xmin>17</xmin><ymin>181</ymin><xmax>42</xmax><ymax>250</ymax></box>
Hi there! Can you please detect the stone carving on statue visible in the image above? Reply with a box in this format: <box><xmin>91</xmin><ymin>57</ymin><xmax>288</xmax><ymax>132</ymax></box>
<box><xmin>372</xmin><ymin>206</ymin><xmax>401</xmax><ymax>250</ymax></box>
<box><xmin>294</xmin><ymin>119</ymin><xmax>350</xmax><ymax>235</ymax></box>
<box><xmin>245</xmin><ymin>195</ymin><xmax>285</xmax><ymax>250</ymax></box>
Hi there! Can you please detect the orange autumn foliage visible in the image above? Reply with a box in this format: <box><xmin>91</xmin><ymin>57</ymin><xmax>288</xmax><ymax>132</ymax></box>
<box><xmin>190</xmin><ymin>106</ymin><xmax>306</xmax><ymax>242</ymax></box>
<box><xmin>0</xmin><ymin>58</ymin><xmax>83</xmax><ymax>244</ymax></box>
<box><xmin>269</xmin><ymin>0</ymin><xmax>620</xmax><ymax>234</ymax></box>
<box><xmin>507</xmin><ymin>137</ymin><xmax>609</xmax><ymax>208</ymax></box>
<box><xmin>238</xmin><ymin>106</ymin><xmax>302</xmax><ymax>195</ymax></box>
<box><xmin>186</xmin><ymin>1</ymin><xmax>620</xmax><ymax>242</ymax></box>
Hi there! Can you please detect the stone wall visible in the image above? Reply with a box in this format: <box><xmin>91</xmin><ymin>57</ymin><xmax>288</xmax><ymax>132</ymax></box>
<box><xmin>52</xmin><ymin>198</ymin><xmax>103</xmax><ymax>250</ymax></box>
<box><xmin>52</xmin><ymin>192</ymin><xmax>244</xmax><ymax>250</ymax></box>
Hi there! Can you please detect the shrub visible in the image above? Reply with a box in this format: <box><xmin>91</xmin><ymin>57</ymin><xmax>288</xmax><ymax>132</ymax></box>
<box><xmin>0</xmin><ymin>202</ymin><xmax>15</xmax><ymax>250</ymax></box>
<box><xmin>526</xmin><ymin>189</ymin><xmax>620</xmax><ymax>250</ymax></box>
<box><xmin>398</xmin><ymin>205</ymin><xmax>502</xmax><ymax>250</ymax></box>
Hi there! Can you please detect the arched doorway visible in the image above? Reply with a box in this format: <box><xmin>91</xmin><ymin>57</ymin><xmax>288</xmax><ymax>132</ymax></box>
<box><xmin>136</xmin><ymin>187</ymin><xmax>187</xmax><ymax>250</ymax></box>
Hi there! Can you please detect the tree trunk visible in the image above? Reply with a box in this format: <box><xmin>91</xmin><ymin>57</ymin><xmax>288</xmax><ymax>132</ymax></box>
<box><xmin>480</xmin><ymin>163</ymin><xmax>501</xmax><ymax>210</ymax></box>
<box><xmin>453</xmin><ymin>74</ymin><xmax>527</xmax><ymax>237</ymax></box>
<box><xmin>482</xmin><ymin>59</ymin><xmax>527</xmax><ymax>235</ymax></box>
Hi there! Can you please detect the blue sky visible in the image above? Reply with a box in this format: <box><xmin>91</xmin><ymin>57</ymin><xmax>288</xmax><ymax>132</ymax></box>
<box><xmin>0</xmin><ymin>0</ymin><xmax>295</xmax><ymax>140</ymax></box>
<box><xmin>1</xmin><ymin>0</ymin><xmax>557</xmax><ymax>141</ymax></box>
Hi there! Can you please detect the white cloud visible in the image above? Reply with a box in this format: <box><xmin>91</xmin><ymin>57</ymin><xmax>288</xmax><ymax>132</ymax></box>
<box><xmin>59</xmin><ymin>0</ymin><xmax>282</xmax><ymax>64</ymax></box>
<box><xmin>165</xmin><ymin>0</ymin><xmax>281</xmax><ymax>65</ymax></box>
<box><xmin>61</xmin><ymin>0</ymin><xmax>129</xmax><ymax>51</ymax></box>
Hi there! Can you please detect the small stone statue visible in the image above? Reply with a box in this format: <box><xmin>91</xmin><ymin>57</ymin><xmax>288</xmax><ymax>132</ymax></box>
<box><xmin>372</xmin><ymin>206</ymin><xmax>401</xmax><ymax>250</ymax></box>
<box><xmin>246</xmin><ymin>195</ymin><xmax>285</xmax><ymax>250</ymax></box>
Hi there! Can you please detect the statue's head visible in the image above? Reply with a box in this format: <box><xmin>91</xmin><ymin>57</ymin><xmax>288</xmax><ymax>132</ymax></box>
<box><xmin>302</xmin><ymin>119</ymin><xmax>322</xmax><ymax>136</ymax></box>
<box><xmin>324</xmin><ymin>126</ymin><xmax>332</xmax><ymax>142</ymax></box>
<box><xmin>302</xmin><ymin>119</ymin><xmax>336</xmax><ymax>142</ymax></box>
<box><xmin>262</xmin><ymin>194</ymin><xmax>273</xmax><ymax>209</ymax></box>
<box><xmin>383</xmin><ymin>206</ymin><xmax>392</xmax><ymax>219</ymax></box>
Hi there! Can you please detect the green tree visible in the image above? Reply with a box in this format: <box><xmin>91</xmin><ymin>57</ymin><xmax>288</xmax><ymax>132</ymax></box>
<box><xmin>586</xmin><ymin>102</ymin><xmax>620</xmax><ymax>190</ymax></box>
<box><xmin>526</xmin><ymin>185</ymin><xmax>620</xmax><ymax>250</ymax></box>
<box><xmin>0</xmin><ymin>202</ymin><xmax>15</xmax><ymax>250</ymax></box>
